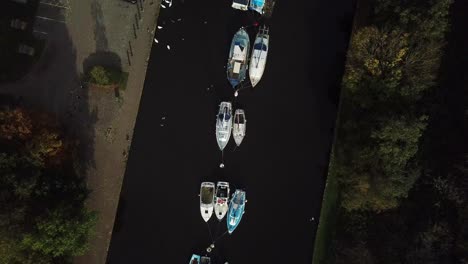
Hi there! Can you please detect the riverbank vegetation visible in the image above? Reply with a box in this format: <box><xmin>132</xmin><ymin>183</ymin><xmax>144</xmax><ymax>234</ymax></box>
<box><xmin>0</xmin><ymin>107</ymin><xmax>96</xmax><ymax>263</ymax></box>
<box><xmin>313</xmin><ymin>0</ymin><xmax>468</xmax><ymax>263</ymax></box>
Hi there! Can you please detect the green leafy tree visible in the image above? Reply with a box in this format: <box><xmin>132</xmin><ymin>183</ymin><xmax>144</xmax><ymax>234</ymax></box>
<box><xmin>21</xmin><ymin>205</ymin><xmax>97</xmax><ymax>258</ymax></box>
<box><xmin>89</xmin><ymin>66</ymin><xmax>111</xmax><ymax>85</ymax></box>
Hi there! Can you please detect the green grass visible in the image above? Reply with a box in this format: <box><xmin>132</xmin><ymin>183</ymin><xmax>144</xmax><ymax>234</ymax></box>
<box><xmin>312</xmin><ymin>167</ymin><xmax>340</xmax><ymax>264</ymax></box>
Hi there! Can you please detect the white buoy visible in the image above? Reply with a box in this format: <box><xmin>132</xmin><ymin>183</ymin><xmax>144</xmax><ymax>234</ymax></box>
<box><xmin>167</xmin><ymin>45</ymin><xmax>171</xmax><ymax>50</ymax></box>
<box><xmin>154</xmin><ymin>38</ymin><xmax>158</xmax><ymax>43</ymax></box>
<box><xmin>161</xmin><ymin>116</ymin><xmax>166</xmax><ymax>120</ymax></box>
<box><xmin>157</xmin><ymin>26</ymin><xmax>163</xmax><ymax>29</ymax></box>
<box><xmin>234</xmin><ymin>91</ymin><xmax>238</xmax><ymax>97</ymax></box>
<box><xmin>220</xmin><ymin>163</ymin><xmax>224</xmax><ymax>168</ymax></box>
<box><xmin>160</xmin><ymin>4</ymin><xmax>166</xmax><ymax>8</ymax></box>
<box><xmin>169</xmin><ymin>0</ymin><xmax>172</xmax><ymax>7</ymax></box>
<box><xmin>177</xmin><ymin>18</ymin><xmax>182</xmax><ymax>21</ymax></box>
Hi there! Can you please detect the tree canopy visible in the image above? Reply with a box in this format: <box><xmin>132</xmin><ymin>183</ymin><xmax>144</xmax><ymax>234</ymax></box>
<box><xmin>0</xmin><ymin>107</ymin><xmax>96</xmax><ymax>263</ymax></box>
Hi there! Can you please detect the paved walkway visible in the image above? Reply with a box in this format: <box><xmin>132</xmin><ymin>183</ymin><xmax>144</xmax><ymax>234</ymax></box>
<box><xmin>0</xmin><ymin>0</ymin><xmax>161</xmax><ymax>263</ymax></box>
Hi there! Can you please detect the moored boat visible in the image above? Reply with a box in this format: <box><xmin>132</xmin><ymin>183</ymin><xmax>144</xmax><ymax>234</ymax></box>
<box><xmin>190</xmin><ymin>254</ymin><xmax>201</xmax><ymax>264</ymax></box>
<box><xmin>232</xmin><ymin>109</ymin><xmax>247</xmax><ymax>146</ymax></box>
<box><xmin>214</xmin><ymin>182</ymin><xmax>230</xmax><ymax>220</ymax></box>
<box><xmin>200</xmin><ymin>182</ymin><xmax>215</xmax><ymax>222</ymax></box>
<box><xmin>231</xmin><ymin>0</ymin><xmax>249</xmax><ymax>10</ymax></box>
<box><xmin>249</xmin><ymin>26</ymin><xmax>269</xmax><ymax>87</ymax></box>
<box><xmin>249</xmin><ymin>0</ymin><xmax>265</xmax><ymax>14</ymax></box>
<box><xmin>215</xmin><ymin>102</ymin><xmax>233</xmax><ymax>151</ymax></box>
<box><xmin>227</xmin><ymin>189</ymin><xmax>247</xmax><ymax>234</ymax></box>
<box><xmin>227</xmin><ymin>28</ymin><xmax>250</xmax><ymax>88</ymax></box>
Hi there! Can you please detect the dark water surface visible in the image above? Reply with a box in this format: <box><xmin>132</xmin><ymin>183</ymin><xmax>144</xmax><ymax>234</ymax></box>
<box><xmin>107</xmin><ymin>0</ymin><xmax>355</xmax><ymax>263</ymax></box>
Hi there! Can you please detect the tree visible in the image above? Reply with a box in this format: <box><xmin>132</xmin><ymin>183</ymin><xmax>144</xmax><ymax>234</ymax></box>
<box><xmin>0</xmin><ymin>107</ymin><xmax>96</xmax><ymax>263</ymax></box>
<box><xmin>21</xmin><ymin>205</ymin><xmax>97</xmax><ymax>258</ymax></box>
<box><xmin>0</xmin><ymin>108</ymin><xmax>33</xmax><ymax>141</ymax></box>
<box><xmin>405</xmin><ymin>222</ymin><xmax>454</xmax><ymax>264</ymax></box>
<box><xmin>89</xmin><ymin>66</ymin><xmax>111</xmax><ymax>85</ymax></box>
<box><xmin>27</xmin><ymin>129</ymin><xmax>63</xmax><ymax>166</ymax></box>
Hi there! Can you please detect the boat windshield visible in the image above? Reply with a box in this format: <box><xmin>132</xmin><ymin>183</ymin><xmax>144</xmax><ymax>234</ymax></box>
<box><xmin>224</xmin><ymin>113</ymin><xmax>231</xmax><ymax>121</ymax></box>
<box><xmin>254</xmin><ymin>43</ymin><xmax>267</xmax><ymax>51</ymax></box>
<box><xmin>217</xmin><ymin>187</ymin><xmax>228</xmax><ymax>198</ymax></box>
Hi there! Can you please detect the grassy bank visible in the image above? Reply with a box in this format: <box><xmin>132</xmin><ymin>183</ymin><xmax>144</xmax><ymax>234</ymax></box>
<box><xmin>312</xmin><ymin>168</ymin><xmax>339</xmax><ymax>264</ymax></box>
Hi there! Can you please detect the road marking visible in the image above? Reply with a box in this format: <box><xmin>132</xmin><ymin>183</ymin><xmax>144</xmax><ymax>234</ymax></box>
<box><xmin>36</xmin><ymin>16</ymin><xmax>66</xmax><ymax>23</ymax></box>
<box><xmin>39</xmin><ymin>1</ymin><xmax>70</xmax><ymax>9</ymax></box>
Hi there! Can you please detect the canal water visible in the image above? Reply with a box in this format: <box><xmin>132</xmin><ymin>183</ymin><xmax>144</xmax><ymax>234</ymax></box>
<box><xmin>107</xmin><ymin>0</ymin><xmax>355</xmax><ymax>263</ymax></box>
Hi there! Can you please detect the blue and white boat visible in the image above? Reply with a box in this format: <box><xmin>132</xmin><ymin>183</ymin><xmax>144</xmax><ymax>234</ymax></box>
<box><xmin>249</xmin><ymin>0</ymin><xmax>265</xmax><ymax>14</ymax></box>
<box><xmin>227</xmin><ymin>190</ymin><xmax>247</xmax><ymax>234</ymax></box>
<box><xmin>190</xmin><ymin>254</ymin><xmax>201</xmax><ymax>264</ymax></box>
<box><xmin>227</xmin><ymin>28</ymin><xmax>250</xmax><ymax>88</ymax></box>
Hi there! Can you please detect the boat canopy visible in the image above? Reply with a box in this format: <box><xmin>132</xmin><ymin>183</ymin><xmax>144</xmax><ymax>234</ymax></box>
<box><xmin>254</xmin><ymin>43</ymin><xmax>268</xmax><ymax>51</ymax></box>
<box><xmin>251</xmin><ymin>0</ymin><xmax>265</xmax><ymax>7</ymax></box>
<box><xmin>201</xmin><ymin>187</ymin><xmax>213</xmax><ymax>204</ymax></box>
<box><xmin>233</xmin><ymin>44</ymin><xmax>247</xmax><ymax>60</ymax></box>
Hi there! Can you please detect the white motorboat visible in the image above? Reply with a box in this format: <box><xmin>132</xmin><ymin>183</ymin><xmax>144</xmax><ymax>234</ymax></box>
<box><xmin>215</xmin><ymin>102</ymin><xmax>233</xmax><ymax>151</ymax></box>
<box><xmin>214</xmin><ymin>182</ymin><xmax>230</xmax><ymax>220</ymax></box>
<box><xmin>249</xmin><ymin>26</ymin><xmax>269</xmax><ymax>87</ymax></box>
<box><xmin>232</xmin><ymin>109</ymin><xmax>247</xmax><ymax>146</ymax></box>
<box><xmin>231</xmin><ymin>0</ymin><xmax>249</xmax><ymax>11</ymax></box>
<box><xmin>200</xmin><ymin>182</ymin><xmax>215</xmax><ymax>222</ymax></box>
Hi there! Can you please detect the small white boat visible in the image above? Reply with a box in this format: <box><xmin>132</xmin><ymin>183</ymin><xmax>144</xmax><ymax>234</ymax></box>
<box><xmin>231</xmin><ymin>0</ymin><xmax>249</xmax><ymax>11</ymax></box>
<box><xmin>232</xmin><ymin>109</ymin><xmax>247</xmax><ymax>146</ymax></box>
<box><xmin>214</xmin><ymin>182</ymin><xmax>230</xmax><ymax>220</ymax></box>
<box><xmin>200</xmin><ymin>182</ymin><xmax>215</xmax><ymax>222</ymax></box>
<box><xmin>249</xmin><ymin>26</ymin><xmax>269</xmax><ymax>87</ymax></box>
<box><xmin>215</xmin><ymin>102</ymin><xmax>233</xmax><ymax>151</ymax></box>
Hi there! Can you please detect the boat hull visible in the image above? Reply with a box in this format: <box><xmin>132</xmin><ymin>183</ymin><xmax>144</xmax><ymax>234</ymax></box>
<box><xmin>232</xmin><ymin>109</ymin><xmax>246</xmax><ymax>146</ymax></box>
<box><xmin>214</xmin><ymin>181</ymin><xmax>230</xmax><ymax>220</ymax></box>
<box><xmin>200</xmin><ymin>182</ymin><xmax>215</xmax><ymax>222</ymax></box>
<box><xmin>214</xmin><ymin>200</ymin><xmax>229</xmax><ymax>220</ymax></box>
<box><xmin>227</xmin><ymin>190</ymin><xmax>246</xmax><ymax>234</ymax></box>
<box><xmin>227</xmin><ymin>28</ymin><xmax>250</xmax><ymax>88</ymax></box>
<box><xmin>249</xmin><ymin>31</ymin><xmax>269</xmax><ymax>88</ymax></box>
<box><xmin>215</xmin><ymin>102</ymin><xmax>232</xmax><ymax>151</ymax></box>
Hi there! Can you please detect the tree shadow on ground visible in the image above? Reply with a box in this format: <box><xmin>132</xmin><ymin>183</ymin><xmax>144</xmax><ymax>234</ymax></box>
<box><xmin>0</xmin><ymin>11</ymin><xmax>97</xmax><ymax>187</ymax></box>
<box><xmin>82</xmin><ymin>51</ymin><xmax>123</xmax><ymax>74</ymax></box>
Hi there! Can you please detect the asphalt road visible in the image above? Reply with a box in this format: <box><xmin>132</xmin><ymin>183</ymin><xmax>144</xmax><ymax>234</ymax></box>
<box><xmin>107</xmin><ymin>0</ymin><xmax>355</xmax><ymax>263</ymax></box>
